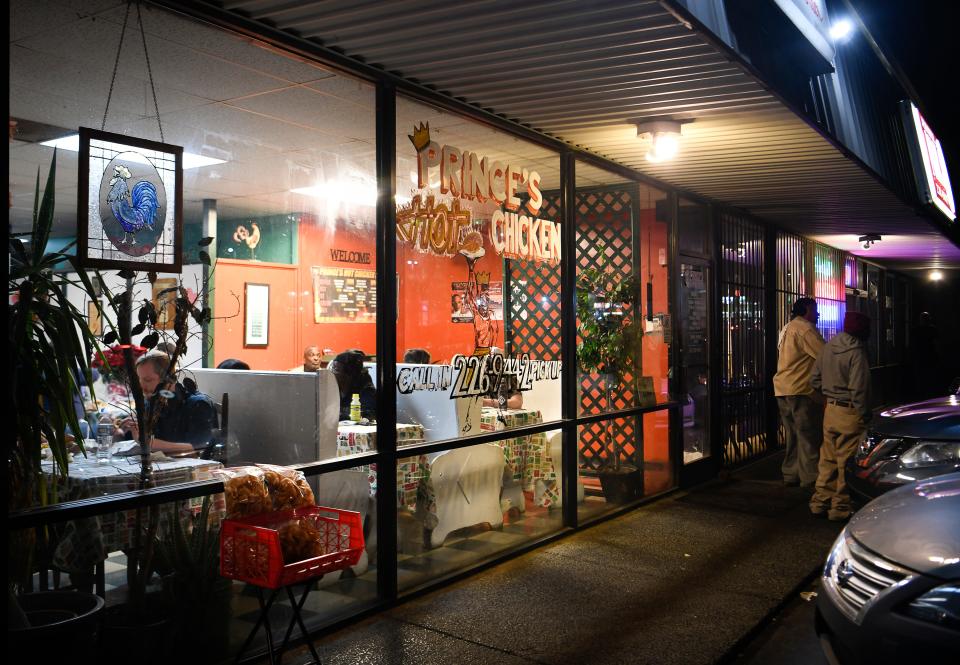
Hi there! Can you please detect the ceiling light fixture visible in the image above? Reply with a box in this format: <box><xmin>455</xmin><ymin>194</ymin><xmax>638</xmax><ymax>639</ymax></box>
<box><xmin>632</xmin><ymin>118</ymin><xmax>692</xmax><ymax>163</ymax></box>
<box><xmin>859</xmin><ymin>233</ymin><xmax>882</xmax><ymax>250</ymax></box>
<box><xmin>929</xmin><ymin>270</ymin><xmax>944</xmax><ymax>282</ymax></box>
<box><xmin>40</xmin><ymin>134</ymin><xmax>226</xmax><ymax>170</ymax></box>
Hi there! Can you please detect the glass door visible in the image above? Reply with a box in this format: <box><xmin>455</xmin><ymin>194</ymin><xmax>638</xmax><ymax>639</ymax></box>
<box><xmin>678</xmin><ymin>259</ymin><xmax>712</xmax><ymax>470</ymax></box>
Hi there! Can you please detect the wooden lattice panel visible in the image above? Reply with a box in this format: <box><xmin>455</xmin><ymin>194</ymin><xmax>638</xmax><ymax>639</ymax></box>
<box><xmin>575</xmin><ymin>188</ymin><xmax>639</xmax><ymax>471</ymax></box>
<box><xmin>507</xmin><ymin>259</ymin><xmax>562</xmax><ymax>361</ymax></box>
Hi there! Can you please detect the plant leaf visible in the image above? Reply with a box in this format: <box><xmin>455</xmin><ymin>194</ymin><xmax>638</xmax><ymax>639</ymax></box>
<box><xmin>198</xmin><ymin>250</ymin><xmax>211</xmax><ymax>266</ymax></box>
<box><xmin>198</xmin><ymin>237</ymin><xmax>214</xmax><ymax>247</ymax></box>
<box><xmin>140</xmin><ymin>332</ymin><xmax>159</xmax><ymax>349</ymax></box>
<box><xmin>103</xmin><ymin>330</ymin><xmax>118</xmax><ymax>344</ymax></box>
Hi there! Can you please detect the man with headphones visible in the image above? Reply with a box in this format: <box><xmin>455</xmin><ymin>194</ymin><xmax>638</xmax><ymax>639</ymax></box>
<box><xmin>773</xmin><ymin>297</ymin><xmax>825</xmax><ymax>488</ymax></box>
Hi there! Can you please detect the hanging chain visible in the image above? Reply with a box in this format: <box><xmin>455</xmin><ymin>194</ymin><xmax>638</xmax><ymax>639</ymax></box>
<box><xmin>101</xmin><ymin>1</ymin><xmax>133</xmax><ymax>132</ymax></box>
<box><xmin>101</xmin><ymin>0</ymin><xmax>164</xmax><ymax>143</ymax></box>
<box><xmin>136</xmin><ymin>0</ymin><xmax>164</xmax><ymax>143</ymax></box>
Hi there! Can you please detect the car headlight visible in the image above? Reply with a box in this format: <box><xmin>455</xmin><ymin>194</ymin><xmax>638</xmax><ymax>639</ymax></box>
<box><xmin>900</xmin><ymin>441</ymin><xmax>960</xmax><ymax>468</ymax></box>
<box><xmin>903</xmin><ymin>584</ymin><xmax>960</xmax><ymax>629</ymax></box>
<box><xmin>857</xmin><ymin>436</ymin><xmax>906</xmax><ymax>467</ymax></box>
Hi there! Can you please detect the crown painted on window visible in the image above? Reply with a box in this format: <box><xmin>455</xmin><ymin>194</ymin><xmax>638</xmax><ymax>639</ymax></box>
<box><xmin>408</xmin><ymin>122</ymin><xmax>431</xmax><ymax>152</ymax></box>
<box><xmin>475</xmin><ymin>271</ymin><xmax>491</xmax><ymax>287</ymax></box>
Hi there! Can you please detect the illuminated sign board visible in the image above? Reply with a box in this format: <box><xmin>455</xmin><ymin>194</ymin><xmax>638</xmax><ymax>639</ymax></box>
<box><xmin>772</xmin><ymin>0</ymin><xmax>834</xmax><ymax>65</ymax></box>
<box><xmin>901</xmin><ymin>101</ymin><xmax>956</xmax><ymax>222</ymax></box>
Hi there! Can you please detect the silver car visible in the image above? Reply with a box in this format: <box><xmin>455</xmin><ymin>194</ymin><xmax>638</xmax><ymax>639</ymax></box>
<box><xmin>816</xmin><ymin>473</ymin><xmax>960</xmax><ymax>664</ymax></box>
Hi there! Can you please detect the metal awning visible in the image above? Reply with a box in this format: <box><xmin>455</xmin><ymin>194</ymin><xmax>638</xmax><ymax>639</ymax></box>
<box><xmin>205</xmin><ymin>0</ymin><xmax>958</xmax><ymax>269</ymax></box>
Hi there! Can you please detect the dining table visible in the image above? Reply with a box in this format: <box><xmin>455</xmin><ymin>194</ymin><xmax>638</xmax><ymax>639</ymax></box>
<box><xmin>41</xmin><ymin>453</ymin><xmax>224</xmax><ymax>595</ymax></box>
<box><xmin>480</xmin><ymin>407</ymin><xmax>560</xmax><ymax>509</ymax></box>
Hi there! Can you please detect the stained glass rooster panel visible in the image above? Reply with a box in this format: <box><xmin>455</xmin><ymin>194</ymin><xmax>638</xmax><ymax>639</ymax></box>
<box><xmin>77</xmin><ymin>127</ymin><xmax>183</xmax><ymax>273</ymax></box>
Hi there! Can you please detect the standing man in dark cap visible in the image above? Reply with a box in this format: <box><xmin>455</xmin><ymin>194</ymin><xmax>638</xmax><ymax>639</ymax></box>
<box><xmin>809</xmin><ymin>311</ymin><xmax>872</xmax><ymax>521</ymax></box>
<box><xmin>773</xmin><ymin>297</ymin><xmax>825</xmax><ymax>487</ymax></box>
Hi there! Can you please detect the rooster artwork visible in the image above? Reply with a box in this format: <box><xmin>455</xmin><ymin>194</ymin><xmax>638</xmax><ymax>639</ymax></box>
<box><xmin>98</xmin><ymin>152</ymin><xmax>166</xmax><ymax>257</ymax></box>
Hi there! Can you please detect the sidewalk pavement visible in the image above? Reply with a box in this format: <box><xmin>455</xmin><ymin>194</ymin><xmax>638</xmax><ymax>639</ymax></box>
<box><xmin>278</xmin><ymin>452</ymin><xmax>843</xmax><ymax>665</ymax></box>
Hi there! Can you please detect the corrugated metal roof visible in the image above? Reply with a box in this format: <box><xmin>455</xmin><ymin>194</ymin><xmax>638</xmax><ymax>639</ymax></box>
<box><xmin>213</xmin><ymin>0</ymin><xmax>958</xmax><ymax>267</ymax></box>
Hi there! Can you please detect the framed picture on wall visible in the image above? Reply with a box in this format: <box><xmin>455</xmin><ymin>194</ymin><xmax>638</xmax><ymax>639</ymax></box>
<box><xmin>76</xmin><ymin>127</ymin><xmax>183</xmax><ymax>273</ymax></box>
<box><xmin>152</xmin><ymin>277</ymin><xmax>178</xmax><ymax>330</ymax></box>
<box><xmin>86</xmin><ymin>300</ymin><xmax>102</xmax><ymax>336</ymax></box>
<box><xmin>244</xmin><ymin>282</ymin><xmax>270</xmax><ymax>347</ymax></box>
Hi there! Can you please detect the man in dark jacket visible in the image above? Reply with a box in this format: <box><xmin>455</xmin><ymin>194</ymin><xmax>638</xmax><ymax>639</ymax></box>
<box><xmin>329</xmin><ymin>349</ymin><xmax>376</xmax><ymax>421</ymax></box>
<box><xmin>809</xmin><ymin>312</ymin><xmax>872</xmax><ymax>521</ymax></box>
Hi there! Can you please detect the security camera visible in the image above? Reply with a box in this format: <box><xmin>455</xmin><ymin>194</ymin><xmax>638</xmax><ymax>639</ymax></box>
<box><xmin>859</xmin><ymin>234</ymin><xmax>881</xmax><ymax>250</ymax></box>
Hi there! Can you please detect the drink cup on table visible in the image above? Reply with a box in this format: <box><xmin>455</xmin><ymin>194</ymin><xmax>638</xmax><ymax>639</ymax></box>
<box><xmin>96</xmin><ymin>422</ymin><xmax>113</xmax><ymax>463</ymax></box>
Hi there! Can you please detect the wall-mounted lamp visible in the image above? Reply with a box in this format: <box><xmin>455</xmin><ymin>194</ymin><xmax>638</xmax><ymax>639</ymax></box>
<box><xmin>859</xmin><ymin>233</ymin><xmax>882</xmax><ymax>250</ymax></box>
<box><xmin>929</xmin><ymin>270</ymin><xmax>944</xmax><ymax>282</ymax></box>
<box><xmin>829</xmin><ymin>19</ymin><xmax>853</xmax><ymax>41</ymax></box>
<box><xmin>632</xmin><ymin>118</ymin><xmax>692</xmax><ymax>163</ymax></box>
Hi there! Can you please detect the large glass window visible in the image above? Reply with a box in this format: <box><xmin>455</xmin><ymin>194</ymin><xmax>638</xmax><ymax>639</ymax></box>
<box><xmin>811</xmin><ymin>242</ymin><xmax>846</xmax><ymax>341</ymax></box>
<box><xmin>10</xmin><ymin>2</ymin><xmax>377</xmax><ymax>470</ymax></box>
<box><xmin>574</xmin><ymin>162</ymin><xmax>672</xmax><ymax>515</ymax></box>
<box><xmin>394</xmin><ymin>97</ymin><xmax>563</xmax><ymax>443</ymax></box>
<box><xmin>397</xmin><ymin>432</ymin><xmax>563</xmax><ymax>591</ymax></box>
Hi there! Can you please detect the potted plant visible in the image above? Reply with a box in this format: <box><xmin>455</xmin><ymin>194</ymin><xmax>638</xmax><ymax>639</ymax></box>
<box><xmin>576</xmin><ymin>251</ymin><xmax>645</xmax><ymax>503</ymax></box>
<box><xmin>8</xmin><ymin>151</ymin><xmax>106</xmax><ymax>653</ymax></box>
<box><xmin>154</xmin><ymin>495</ymin><xmax>233</xmax><ymax>661</ymax></box>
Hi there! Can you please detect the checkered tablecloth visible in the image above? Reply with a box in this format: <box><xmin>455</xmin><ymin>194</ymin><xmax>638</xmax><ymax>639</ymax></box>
<box><xmin>336</xmin><ymin>423</ymin><xmax>427</xmax><ymax>510</ymax></box>
<box><xmin>481</xmin><ymin>408</ymin><xmax>559</xmax><ymax>507</ymax></box>
<box><xmin>42</xmin><ymin>456</ymin><xmax>224</xmax><ymax>573</ymax></box>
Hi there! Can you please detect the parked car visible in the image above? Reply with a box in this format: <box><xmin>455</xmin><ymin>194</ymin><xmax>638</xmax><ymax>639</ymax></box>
<box><xmin>816</xmin><ymin>473</ymin><xmax>960</xmax><ymax>664</ymax></box>
<box><xmin>846</xmin><ymin>387</ymin><xmax>960</xmax><ymax>502</ymax></box>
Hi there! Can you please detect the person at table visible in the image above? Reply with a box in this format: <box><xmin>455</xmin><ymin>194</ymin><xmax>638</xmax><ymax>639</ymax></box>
<box><xmin>403</xmin><ymin>348</ymin><xmax>431</xmax><ymax>364</ymax></box>
<box><xmin>300</xmin><ymin>345</ymin><xmax>322</xmax><ymax>372</ymax></box>
<box><xmin>329</xmin><ymin>349</ymin><xmax>376</xmax><ymax>421</ymax></box>
<box><xmin>482</xmin><ymin>346</ymin><xmax>523</xmax><ymax>410</ymax></box>
<box><xmin>216</xmin><ymin>358</ymin><xmax>250</xmax><ymax>370</ymax></box>
<box><xmin>117</xmin><ymin>350</ymin><xmax>218</xmax><ymax>455</ymax></box>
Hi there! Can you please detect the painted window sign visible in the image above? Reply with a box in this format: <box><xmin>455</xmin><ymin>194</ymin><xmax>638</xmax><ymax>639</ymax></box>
<box><xmin>902</xmin><ymin>102</ymin><xmax>956</xmax><ymax>222</ymax></box>
<box><xmin>397</xmin><ymin>122</ymin><xmax>561</xmax><ymax>266</ymax></box>
<box><xmin>77</xmin><ymin>127</ymin><xmax>183</xmax><ymax>272</ymax></box>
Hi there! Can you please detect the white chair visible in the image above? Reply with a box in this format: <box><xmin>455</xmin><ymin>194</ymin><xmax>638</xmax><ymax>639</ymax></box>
<box><xmin>427</xmin><ymin>444</ymin><xmax>505</xmax><ymax>548</ymax></box>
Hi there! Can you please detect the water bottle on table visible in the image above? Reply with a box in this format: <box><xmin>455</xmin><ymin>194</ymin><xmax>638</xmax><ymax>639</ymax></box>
<box><xmin>96</xmin><ymin>421</ymin><xmax>113</xmax><ymax>464</ymax></box>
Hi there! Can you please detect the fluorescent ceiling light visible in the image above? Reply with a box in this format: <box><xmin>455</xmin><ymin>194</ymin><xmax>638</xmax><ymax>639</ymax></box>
<box><xmin>39</xmin><ymin>134</ymin><xmax>226</xmax><ymax>169</ymax></box>
<box><xmin>291</xmin><ymin>180</ymin><xmax>377</xmax><ymax>207</ymax></box>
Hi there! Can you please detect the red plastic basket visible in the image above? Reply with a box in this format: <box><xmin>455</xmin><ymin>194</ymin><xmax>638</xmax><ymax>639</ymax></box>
<box><xmin>220</xmin><ymin>505</ymin><xmax>364</xmax><ymax>589</ymax></box>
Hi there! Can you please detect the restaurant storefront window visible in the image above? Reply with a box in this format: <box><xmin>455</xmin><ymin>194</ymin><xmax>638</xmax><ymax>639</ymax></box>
<box><xmin>575</xmin><ymin>162</ymin><xmax>673</xmax><ymax>518</ymax></box>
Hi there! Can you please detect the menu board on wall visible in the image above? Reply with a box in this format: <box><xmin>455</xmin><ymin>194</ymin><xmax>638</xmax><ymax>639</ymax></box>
<box><xmin>312</xmin><ymin>266</ymin><xmax>377</xmax><ymax>323</ymax></box>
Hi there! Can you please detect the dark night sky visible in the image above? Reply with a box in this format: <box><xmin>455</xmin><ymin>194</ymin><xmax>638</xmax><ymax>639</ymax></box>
<box><xmin>848</xmin><ymin>0</ymin><xmax>960</xmax><ymax>179</ymax></box>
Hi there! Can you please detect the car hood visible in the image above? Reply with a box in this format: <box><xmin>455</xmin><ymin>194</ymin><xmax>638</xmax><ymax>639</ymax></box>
<box><xmin>872</xmin><ymin>394</ymin><xmax>960</xmax><ymax>439</ymax></box>
<box><xmin>849</xmin><ymin>473</ymin><xmax>960</xmax><ymax>579</ymax></box>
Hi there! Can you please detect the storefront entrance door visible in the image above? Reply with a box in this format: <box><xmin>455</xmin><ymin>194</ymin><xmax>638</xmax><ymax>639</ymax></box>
<box><xmin>678</xmin><ymin>258</ymin><xmax>717</xmax><ymax>486</ymax></box>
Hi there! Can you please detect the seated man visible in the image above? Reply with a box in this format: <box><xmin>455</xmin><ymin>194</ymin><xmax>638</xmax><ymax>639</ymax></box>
<box><xmin>482</xmin><ymin>346</ymin><xmax>523</xmax><ymax>410</ymax></box>
<box><xmin>301</xmin><ymin>345</ymin><xmax>322</xmax><ymax>372</ymax></box>
<box><xmin>329</xmin><ymin>349</ymin><xmax>376</xmax><ymax>421</ymax></box>
<box><xmin>118</xmin><ymin>350</ymin><xmax>218</xmax><ymax>455</ymax></box>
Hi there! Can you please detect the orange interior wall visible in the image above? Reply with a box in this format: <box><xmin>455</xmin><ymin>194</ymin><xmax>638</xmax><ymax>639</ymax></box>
<box><xmin>214</xmin><ymin>214</ymin><xmax>506</xmax><ymax>368</ymax></box>
<box><xmin>297</xmin><ymin>215</ymin><xmax>378</xmax><ymax>359</ymax></box>
<box><xmin>213</xmin><ymin>259</ymin><xmax>299</xmax><ymax>370</ymax></box>
<box><xmin>639</xmin><ymin>209</ymin><xmax>671</xmax><ymax>464</ymax></box>
<box><xmin>397</xmin><ymin>227</ymin><xmax>505</xmax><ymax>364</ymax></box>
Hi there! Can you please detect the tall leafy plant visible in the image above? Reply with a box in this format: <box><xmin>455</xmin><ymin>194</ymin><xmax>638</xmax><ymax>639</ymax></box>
<box><xmin>576</xmin><ymin>249</ymin><xmax>643</xmax><ymax>470</ymax></box>
<box><xmin>8</xmin><ymin>151</ymin><xmax>105</xmax><ymax>589</ymax></box>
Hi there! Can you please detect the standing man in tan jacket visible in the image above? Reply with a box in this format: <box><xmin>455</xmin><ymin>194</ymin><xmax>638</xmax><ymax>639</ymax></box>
<box><xmin>810</xmin><ymin>311</ymin><xmax>872</xmax><ymax>521</ymax></box>
<box><xmin>773</xmin><ymin>297</ymin><xmax>825</xmax><ymax>487</ymax></box>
